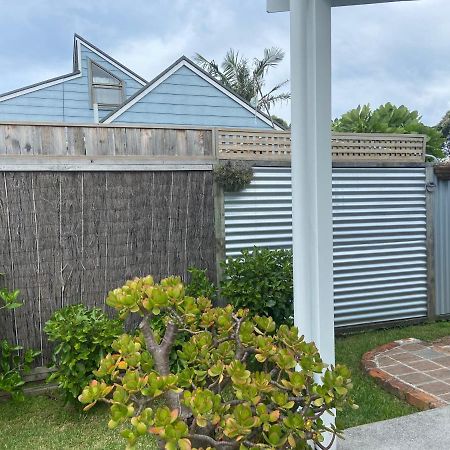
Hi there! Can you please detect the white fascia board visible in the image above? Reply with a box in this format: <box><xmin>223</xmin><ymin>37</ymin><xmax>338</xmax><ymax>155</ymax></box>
<box><xmin>0</xmin><ymin>37</ymin><xmax>145</xmax><ymax>104</ymax></box>
<box><xmin>185</xmin><ymin>62</ymin><xmax>281</xmax><ymax>130</ymax></box>
<box><xmin>0</xmin><ymin>72</ymin><xmax>82</xmax><ymax>102</ymax></box>
<box><xmin>332</xmin><ymin>0</ymin><xmax>415</xmax><ymax>6</ymax></box>
<box><xmin>104</xmin><ymin>60</ymin><xmax>281</xmax><ymax>130</ymax></box>
<box><xmin>267</xmin><ymin>0</ymin><xmax>414</xmax><ymax>11</ymax></box>
<box><xmin>267</xmin><ymin>0</ymin><xmax>290</xmax><ymax>12</ymax></box>
<box><xmin>74</xmin><ymin>37</ymin><xmax>146</xmax><ymax>86</ymax></box>
<box><xmin>103</xmin><ymin>60</ymin><xmax>187</xmax><ymax>123</ymax></box>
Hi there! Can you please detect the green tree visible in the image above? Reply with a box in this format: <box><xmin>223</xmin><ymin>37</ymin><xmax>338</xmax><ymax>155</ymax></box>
<box><xmin>194</xmin><ymin>48</ymin><xmax>290</xmax><ymax>120</ymax></box>
<box><xmin>332</xmin><ymin>103</ymin><xmax>445</xmax><ymax>158</ymax></box>
<box><xmin>271</xmin><ymin>115</ymin><xmax>290</xmax><ymax>129</ymax></box>
<box><xmin>436</xmin><ymin>110</ymin><xmax>450</xmax><ymax>155</ymax></box>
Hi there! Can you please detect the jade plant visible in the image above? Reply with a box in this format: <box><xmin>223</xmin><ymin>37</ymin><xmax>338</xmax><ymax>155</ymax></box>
<box><xmin>79</xmin><ymin>275</ymin><xmax>356</xmax><ymax>450</ymax></box>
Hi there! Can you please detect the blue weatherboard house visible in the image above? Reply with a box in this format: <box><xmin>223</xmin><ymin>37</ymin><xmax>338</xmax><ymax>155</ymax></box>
<box><xmin>0</xmin><ymin>35</ymin><xmax>278</xmax><ymax>129</ymax></box>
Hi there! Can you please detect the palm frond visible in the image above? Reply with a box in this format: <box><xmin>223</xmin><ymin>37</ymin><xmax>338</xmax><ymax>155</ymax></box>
<box><xmin>253</xmin><ymin>47</ymin><xmax>285</xmax><ymax>79</ymax></box>
<box><xmin>259</xmin><ymin>92</ymin><xmax>291</xmax><ymax>111</ymax></box>
<box><xmin>194</xmin><ymin>48</ymin><xmax>290</xmax><ymax>112</ymax></box>
<box><xmin>259</xmin><ymin>80</ymin><xmax>289</xmax><ymax>100</ymax></box>
<box><xmin>193</xmin><ymin>53</ymin><xmax>231</xmax><ymax>88</ymax></box>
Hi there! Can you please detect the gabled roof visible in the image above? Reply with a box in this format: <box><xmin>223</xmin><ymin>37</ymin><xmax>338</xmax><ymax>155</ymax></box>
<box><xmin>73</xmin><ymin>34</ymin><xmax>147</xmax><ymax>85</ymax></box>
<box><xmin>101</xmin><ymin>56</ymin><xmax>281</xmax><ymax>130</ymax></box>
<box><xmin>0</xmin><ymin>34</ymin><xmax>146</xmax><ymax>102</ymax></box>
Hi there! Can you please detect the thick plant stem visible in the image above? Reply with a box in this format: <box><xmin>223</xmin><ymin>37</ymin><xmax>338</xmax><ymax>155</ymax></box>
<box><xmin>139</xmin><ymin>317</ymin><xmax>183</xmax><ymax>413</ymax></box>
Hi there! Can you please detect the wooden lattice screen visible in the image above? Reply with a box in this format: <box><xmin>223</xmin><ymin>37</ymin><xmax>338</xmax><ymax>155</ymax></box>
<box><xmin>216</xmin><ymin>129</ymin><xmax>427</xmax><ymax>163</ymax></box>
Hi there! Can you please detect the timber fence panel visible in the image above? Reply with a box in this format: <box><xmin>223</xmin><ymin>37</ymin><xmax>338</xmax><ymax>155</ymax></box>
<box><xmin>0</xmin><ymin>123</ymin><xmax>214</xmax><ymax>158</ymax></box>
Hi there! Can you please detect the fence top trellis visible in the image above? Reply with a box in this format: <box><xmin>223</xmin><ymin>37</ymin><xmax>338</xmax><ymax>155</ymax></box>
<box><xmin>215</xmin><ymin>129</ymin><xmax>427</xmax><ymax>163</ymax></box>
<box><xmin>0</xmin><ymin>122</ymin><xmax>427</xmax><ymax>164</ymax></box>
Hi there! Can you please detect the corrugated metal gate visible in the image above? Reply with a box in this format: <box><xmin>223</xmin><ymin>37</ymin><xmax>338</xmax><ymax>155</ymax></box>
<box><xmin>224</xmin><ymin>166</ymin><xmax>428</xmax><ymax>327</ymax></box>
<box><xmin>434</xmin><ymin>176</ymin><xmax>450</xmax><ymax>316</ymax></box>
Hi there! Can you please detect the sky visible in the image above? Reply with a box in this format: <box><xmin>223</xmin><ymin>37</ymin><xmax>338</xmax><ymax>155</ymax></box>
<box><xmin>0</xmin><ymin>0</ymin><xmax>448</xmax><ymax>126</ymax></box>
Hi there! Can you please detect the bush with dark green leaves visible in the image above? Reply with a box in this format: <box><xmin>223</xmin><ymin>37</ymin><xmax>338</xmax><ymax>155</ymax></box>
<box><xmin>185</xmin><ymin>267</ymin><xmax>217</xmax><ymax>302</ymax></box>
<box><xmin>0</xmin><ymin>284</ymin><xmax>40</xmax><ymax>400</ymax></box>
<box><xmin>221</xmin><ymin>247</ymin><xmax>293</xmax><ymax>326</ymax></box>
<box><xmin>79</xmin><ymin>275</ymin><xmax>355</xmax><ymax>450</ymax></box>
<box><xmin>44</xmin><ymin>304</ymin><xmax>123</xmax><ymax>402</ymax></box>
<box><xmin>332</xmin><ymin>103</ymin><xmax>445</xmax><ymax>158</ymax></box>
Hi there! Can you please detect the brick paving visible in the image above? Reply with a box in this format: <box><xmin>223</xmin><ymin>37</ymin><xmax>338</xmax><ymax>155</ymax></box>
<box><xmin>362</xmin><ymin>337</ymin><xmax>450</xmax><ymax>409</ymax></box>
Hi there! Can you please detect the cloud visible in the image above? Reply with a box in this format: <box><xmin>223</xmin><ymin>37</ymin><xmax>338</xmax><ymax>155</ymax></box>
<box><xmin>331</xmin><ymin>0</ymin><xmax>450</xmax><ymax>124</ymax></box>
<box><xmin>0</xmin><ymin>0</ymin><xmax>449</xmax><ymax>125</ymax></box>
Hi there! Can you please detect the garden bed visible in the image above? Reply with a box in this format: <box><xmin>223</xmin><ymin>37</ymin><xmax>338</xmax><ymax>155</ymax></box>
<box><xmin>2</xmin><ymin>321</ymin><xmax>450</xmax><ymax>448</ymax></box>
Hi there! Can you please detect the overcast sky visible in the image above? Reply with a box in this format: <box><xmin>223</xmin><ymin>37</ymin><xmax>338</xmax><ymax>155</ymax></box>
<box><xmin>0</xmin><ymin>0</ymin><xmax>448</xmax><ymax>125</ymax></box>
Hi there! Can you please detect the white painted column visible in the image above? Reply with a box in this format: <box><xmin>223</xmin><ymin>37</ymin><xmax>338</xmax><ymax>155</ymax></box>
<box><xmin>291</xmin><ymin>0</ymin><xmax>334</xmax><ymax>364</ymax></box>
<box><xmin>290</xmin><ymin>0</ymin><xmax>334</xmax><ymax>365</ymax></box>
<box><xmin>290</xmin><ymin>1</ymin><xmax>335</xmax><ymax>447</ymax></box>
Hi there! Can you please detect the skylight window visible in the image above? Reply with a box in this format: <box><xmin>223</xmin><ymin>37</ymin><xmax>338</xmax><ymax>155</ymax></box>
<box><xmin>89</xmin><ymin>61</ymin><xmax>124</xmax><ymax>108</ymax></box>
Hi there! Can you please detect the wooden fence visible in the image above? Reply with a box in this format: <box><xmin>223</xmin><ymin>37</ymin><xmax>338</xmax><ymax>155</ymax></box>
<box><xmin>0</xmin><ymin>122</ymin><xmax>427</xmax><ymax>163</ymax></box>
<box><xmin>0</xmin><ymin>122</ymin><xmax>429</xmax><ymax>367</ymax></box>
<box><xmin>0</xmin><ymin>123</ymin><xmax>213</xmax><ymax>158</ymax></box>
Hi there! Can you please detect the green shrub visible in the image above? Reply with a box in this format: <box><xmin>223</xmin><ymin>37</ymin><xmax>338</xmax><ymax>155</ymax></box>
<box><xmin>185</xmin><ymin>267</ymin><xmax>217</xmax><ymax>301</ymax></box>
<box><xmin>79</xmin><ymin>275</ymin><xmax>355</xmax><ymax>450</ymax></box>
<box><xmin>0</xmin><ymin>340</ymin><xmax>40</xmax><ymax>401</ymax></box>
<box><xmin>0</xmin><ymin>287</ymin><xmax>22</xmax><ymax>311</ymax></box>
<box><xmin>214</xmin><ymin>161</ymin><xmax>253</xmax><ymax>192</ymax></box>
<box><xmin>44</xmin><ymin>304</ymin><xmax>123</xmax><ymax>402</ymax></box>
<box><xmin>0</xmin><ymin>284</ymin><xmax>40</xmax><ymax>400</ymax></box>
<box><xmin>221</xmin><ymin>247</ymin><xmax>293</xmax><ymax>326</ymax></box>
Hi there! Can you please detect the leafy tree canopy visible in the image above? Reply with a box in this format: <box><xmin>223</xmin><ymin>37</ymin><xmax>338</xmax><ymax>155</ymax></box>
<box><xmin>332</xmin><ymin>103</ymin><xmax>445</xmax><ymax>158</ymax></box>
<box><xmin>271</xmin><ymin>115</ymin><xmax>290</xmax><ymax>130</ymax></box>
<box><xmin>436</xmin><ymin>111</ymin><xmax>450</xmax><ymax>155</ymax></box>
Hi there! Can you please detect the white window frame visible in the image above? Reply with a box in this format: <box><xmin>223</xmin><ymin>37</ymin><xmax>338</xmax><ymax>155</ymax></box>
<box><xmin>89</xmin><ymin>60</ymin><xmax>125</xmax><ymax>109</ymax></box>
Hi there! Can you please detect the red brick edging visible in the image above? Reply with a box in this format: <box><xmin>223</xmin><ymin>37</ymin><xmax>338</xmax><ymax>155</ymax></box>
<box><xmin>361</xmin><ymin>339</ymin><xmax>447</xmax><ymax>410</ymax></box>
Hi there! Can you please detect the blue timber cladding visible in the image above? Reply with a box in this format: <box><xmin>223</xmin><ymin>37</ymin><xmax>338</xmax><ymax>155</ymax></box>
<box><xmin>0</xmin><ymin>43</ymin><xmax>143</xmax><ymax>123</ymax></box>
<box><xmin>111</xmin><ymin>66</ymin><xmax>272</xmax><ymax>128</ymax></box>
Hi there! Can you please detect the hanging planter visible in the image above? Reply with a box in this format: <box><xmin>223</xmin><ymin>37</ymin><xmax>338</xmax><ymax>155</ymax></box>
<box><xmin>434</xmin><ymin>161</ymin><xmax>450</xmax><ymax>180</ymax></box>
<box><xmin>213</xmin><ymin>161</ymin><xmax>254</xmax><ymax>192</ymax></box>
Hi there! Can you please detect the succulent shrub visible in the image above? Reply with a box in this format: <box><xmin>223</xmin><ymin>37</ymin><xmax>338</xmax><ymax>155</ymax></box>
<box><xmin>44</xmin><ymin>304</ymin><xmax>123</xmax><ymax>402</ymax></box>
<box><xmin>79</xmin><ymin>275</ymin><xmax>355</xmax><ymax>450</ymax></box>
<box><xmin>221</xmin><ymin>248</ymin><xmax>293</xmax><ymax>326</ymax></box>
<box><xmin>0</xmin><ymin>284</ymin><xmax>40</xmax><ymax>400</ymax></box>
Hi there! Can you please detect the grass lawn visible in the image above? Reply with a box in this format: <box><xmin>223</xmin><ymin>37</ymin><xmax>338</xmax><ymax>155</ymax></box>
<box><xmin>1</xmin><ymin>320</ymin><xmax>450</xmax><ymax>449</ymax></box>
<box><xmin>0</xmin><ymin>394</ymin><xmax>158</xmax><ymax>450</ymax></box>
<box><xmin>336</xmin><ymin>319</ymin><xmax>450</xmax><ymax>429</ymax></box>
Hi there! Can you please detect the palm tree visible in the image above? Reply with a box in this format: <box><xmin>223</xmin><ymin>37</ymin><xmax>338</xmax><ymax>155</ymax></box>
<box><xmin>194</xmin><ymin>48</ymin><xmax>290</xmax><ymax>121</ymax></box>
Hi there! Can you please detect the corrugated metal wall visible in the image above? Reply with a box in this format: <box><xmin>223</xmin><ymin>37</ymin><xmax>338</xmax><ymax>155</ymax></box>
<box><xmin>435</xmin><ymin>176</ymin><xmax>450</xmax><ymax>316</ymax></box>
<box><xmin>224</xmin><ymin>166</ymin><xmax>428</xmax><ymax>327</ymax></box>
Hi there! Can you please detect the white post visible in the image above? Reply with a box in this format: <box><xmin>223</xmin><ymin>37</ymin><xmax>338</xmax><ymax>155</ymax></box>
<box><xmin>290</xmin><ymin>0</ymin><xmax>335</xmax><ymax>446</ymax></box>
<box><xmin>291</xmin><ymin>0</ymin><xmax>334</xmax><ymax>363</ymax></box>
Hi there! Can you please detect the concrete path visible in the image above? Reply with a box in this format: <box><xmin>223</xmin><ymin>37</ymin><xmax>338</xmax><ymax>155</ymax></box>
<box><xmin>338</xmin><ymin>406</ymin><xmax>450</xmax><ymax>450</ymax></box>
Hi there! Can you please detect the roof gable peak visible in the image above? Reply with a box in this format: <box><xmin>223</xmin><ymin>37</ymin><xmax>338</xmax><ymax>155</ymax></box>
<box><xmin>73</xmin><ymin>34</ymin><xmax>147</xmax><ymax>85</ymax></box>
<box><xmin>102</xmin><ymin>55</ymin><xmax>281</xmax><ymax>129</ymax></box>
